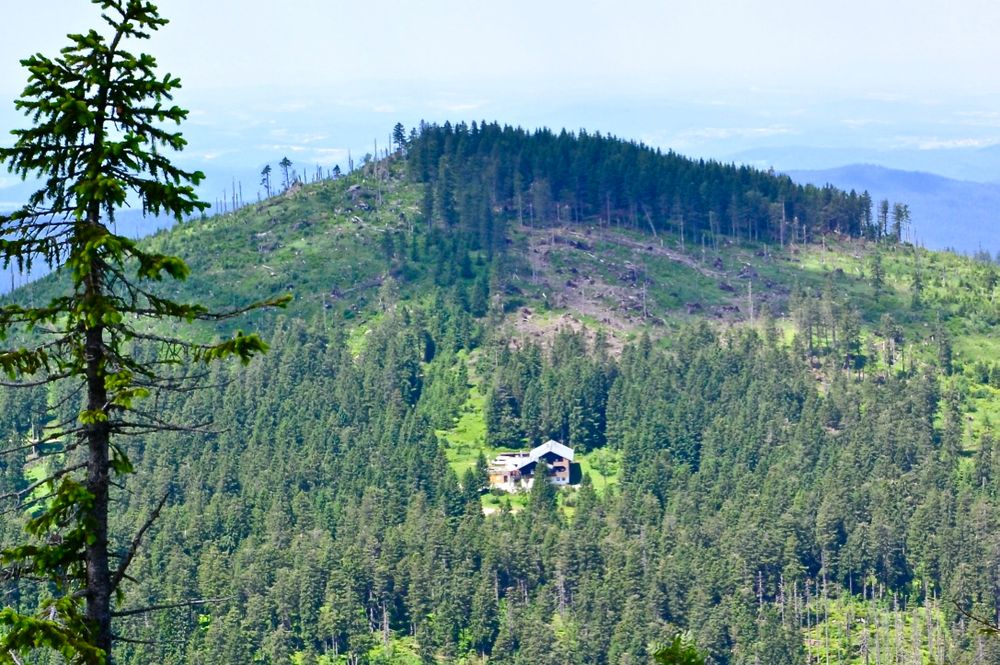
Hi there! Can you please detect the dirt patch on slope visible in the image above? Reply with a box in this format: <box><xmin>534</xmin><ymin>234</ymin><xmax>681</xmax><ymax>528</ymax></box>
<box><xmin>501</xmin><ymin>224</ymin><xmax>783</xmax><ymax>352</ymax></box>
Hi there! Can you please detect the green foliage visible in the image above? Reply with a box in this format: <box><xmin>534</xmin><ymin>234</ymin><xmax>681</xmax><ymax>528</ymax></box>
<box><xmin>0</xmin><ymin>601</ymin><xmax>105</xmax><ymax>664</ymax></box>
<box><xmin>653</xmin><ymin>634</ymin><xmax>707</xmax><ymax>665</ymax></box>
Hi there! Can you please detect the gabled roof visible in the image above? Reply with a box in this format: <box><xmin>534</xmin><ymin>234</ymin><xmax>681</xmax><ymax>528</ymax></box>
<box><xmin>514</xmin><ymin>458</ymin><xmax>538</xmax><ymax>472</ymax></box>
<box><xmin>530</xmin><ymin>439</ymin><xmax>574</xmax><ymax>462</ymax></box>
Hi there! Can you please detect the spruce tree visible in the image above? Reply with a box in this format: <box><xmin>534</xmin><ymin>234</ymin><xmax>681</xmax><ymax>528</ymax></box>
<box><xmin>260</xmin><ymin>164</ymin><xmax>273</xmax><ymax>198</ymax></box>
<box><xmin>392</xmin><ymin>122</ymin><xmax>407</xmax><ymax>154</ymax></box>
<box><xmin>279</xmin><ymin>156</ymin><xmax>293</xmax><ymax>191</ymax></box>
<box><xmin>0</xmin><ymin>1</ymin><xmax>285</xmax><ymax>661</ymax></box>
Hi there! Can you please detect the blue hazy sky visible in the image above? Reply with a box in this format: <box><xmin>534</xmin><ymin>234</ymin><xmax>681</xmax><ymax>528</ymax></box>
<box><xmin>4</xmin><ymin>0</ymin><xmax>999</xmax><ymax>98</ymax></box>
<box><xmin>3</xmin><ymin>0</ymin><xmax>1000</xmax><ymax>208</ymax></box>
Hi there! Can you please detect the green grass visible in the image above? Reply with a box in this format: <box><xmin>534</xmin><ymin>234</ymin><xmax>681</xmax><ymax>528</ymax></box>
<box><xmin>803</xmin><ymin>593</ymin><xmax>951</xmax><ymax>665</ymax></box>
<box><xmin>481</xmin><ymin>491</ymin><xmax>529</xmax><ymax>514</ymax></box>
<box><xmin>345</xmin><ymin>311</ymin><xmax>385</xmax><ymax>356</ymax></box>
<box><xmin>125</xmin><ymin>162</ymin><xmax>427</xmax><ymax>342</ymax></box>
<box><xmin>598</xmin><ymin>239</ymin><xmax>727</xmax><ymax>311</ymax></box>
<box><xmin>437</xmin><ymin>385</ymin><xmax>489</xmax><ymax>479</ymax></box>
<box><xmin>303</xmin><ymin>634</ymin><xmax>425</xmax><ymax>665</ymax></box>
<box><xmin>22</xmin><ymin>455</ymin><xmax>59</xmax><ymax>514</ymax></box>
<box><xmin>24</xmin><ymin>458</ymin><xmax>49</xmax><ymax>485</ymax></box>
<box><xmin>967</xmin><ymin>383</ymin><xmax>1000</xmax><ymax>444</ymax></box>
<box><xmin>577</xmin><ymin>448</ymin><xmax>621</xmax><ymax>495</ymax></box>
<box><xmin>954</xmin><ymin>333</ymin><xmax>1000</xmax><ymax>363</ymax></box>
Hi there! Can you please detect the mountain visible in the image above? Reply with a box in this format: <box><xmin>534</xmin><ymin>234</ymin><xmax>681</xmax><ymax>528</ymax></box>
<box><xmin>731</xmin><ymin>143</ymin><xmax>1000</xmax><ymax>183</ymax></box>
<box><xmin>4</xmin><ymin>124</ymin><xmax>1000</xmax><ymax>664</ymax></box>
<box><xmin>786</xmin><ymin>164</ymin><xmax>1000</xmax><ymax>255</ymax></box>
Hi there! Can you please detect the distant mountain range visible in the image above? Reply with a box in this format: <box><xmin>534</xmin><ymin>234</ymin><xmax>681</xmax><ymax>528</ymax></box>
<box><xmin>734</xmin><ymin>144</ymin><xmax>1000</xmax><ymax>184</ymax></box>
<box><xmin>786</xmin><ymin>164</ymin><xmax>1000</xmax><ymax>255</ymax></box>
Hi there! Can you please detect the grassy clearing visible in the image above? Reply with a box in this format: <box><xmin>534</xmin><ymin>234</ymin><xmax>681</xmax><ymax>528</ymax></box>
<box><xmin>953</xmin><ymin>333</ymin><xmax>1000</xmax><ymax>363</ymax></box>
<box><xmin>803</xmin><ymin>594</ymin><xmax>951</xmax><ymax>665</ymax></box>
<box><xmin>967</xmin><ymin>383</ymin><xmax>1000</xmax><ymax>443</ymax></box>
<box><xmin>24</xmin><ymin>458</ymin><xmax>49</xmax><ymax>485</ymax></box>
<box><xmin>23</xmin><ymin>455</ymin><xmax>60</xmax><ymax>514</ymax></box>
<box><xmin>482</xmin><ymin>491</ymin><xmax>529</xmax><ymax>514</ymax></box>
<box><xmin>577</xmin><ymin>448</ymin><xmax>621</xmax><ymax>495</ymax></box>
<box><xmin>437</xmin><ymin>384</ymin><xmax>490</xmax><ymax>479</ymax></box>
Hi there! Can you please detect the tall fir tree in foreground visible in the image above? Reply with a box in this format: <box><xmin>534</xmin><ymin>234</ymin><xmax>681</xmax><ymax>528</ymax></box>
<box><xmin>0</xmin><ymin>1</ymin><xmax>286</xmax><ymax>662</ymax></box>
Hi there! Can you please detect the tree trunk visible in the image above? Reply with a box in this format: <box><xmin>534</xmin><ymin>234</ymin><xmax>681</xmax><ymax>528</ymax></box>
<box><xmin>84</xmin><ymin>230</ymin><xmax>113</xmax><ymax>661</ymax></box>
<box><xmin>84</xmin><ymin>323</ymin><xmax>112</xmax><ymax>660</ymax></box>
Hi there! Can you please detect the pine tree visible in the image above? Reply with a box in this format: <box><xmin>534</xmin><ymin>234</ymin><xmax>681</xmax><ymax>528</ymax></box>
<box><xmin>653</xmin><ymin>633</ymin><xmax>707</xmax><ymax>665</ymax></box>
<box><xmin>869</xmin><ymin>251</ymin><xmax>885</xmax><ymax>297</ymax></box>
<box><xmin>891</xmin><ymin>203</ymin><xmax>910</xmax><ymax>243</ymax></box>
<box><xmin>392</xmin><ymin>122</ymin><xmax>407</xmax><ymax>154</ymax></box>
<box><xmin>877</xmin><ymin>199</ymin><xmax>890</xmax><ymax>240</ymax></box>
<box><xmin>260</xmin><ymin>164</ymin><xmax>273</xmax><ymax>198</ymax></box>
<box><xmin>0</xmin><ymin>2</ymin><xmax>286</xmax><ymax>661</ymax></box>
<box><xmin>279</xmin><ymin>156</ymin><xmax>293</xmax><ymax>191</ymax></box>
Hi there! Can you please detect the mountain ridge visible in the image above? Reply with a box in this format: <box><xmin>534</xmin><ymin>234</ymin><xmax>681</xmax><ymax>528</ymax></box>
<box><xmin>731</xmin><ymin>142</ymin><xmax>1000</xmax><ymax>182</ymax></box>
<box><xmin>786</xmin><ymin>163</ymin><xmax>1000</xmax><ymax>254</ymax></box>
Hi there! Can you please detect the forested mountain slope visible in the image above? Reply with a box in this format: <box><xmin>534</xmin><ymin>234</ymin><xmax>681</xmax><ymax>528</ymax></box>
<box><xmin>3</xmin><ymin>123</ymin><xmax>1000</xmax><ymax>664</ymax></box>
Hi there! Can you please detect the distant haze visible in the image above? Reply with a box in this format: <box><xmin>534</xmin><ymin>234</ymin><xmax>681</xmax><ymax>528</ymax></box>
<box><xmin>4</xmin><ymin>1</ymin><xmax>1000</xmax><ymax>99</ymax></box>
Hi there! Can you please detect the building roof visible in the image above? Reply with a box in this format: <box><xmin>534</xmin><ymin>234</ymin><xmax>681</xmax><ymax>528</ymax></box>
<box><xmin>488</xmin><ymin>451</ymin><xmax>531</xmax><ymax>473</ymax></box>
<box><xmin>530</xmin><ymin>439</ymin><xmax>575</xmax><ymax>463</ymax></box>
<box><xmin>513</xmin><ymin>458</ymin><xmax>538</xmax><ymax>473</ymax></box>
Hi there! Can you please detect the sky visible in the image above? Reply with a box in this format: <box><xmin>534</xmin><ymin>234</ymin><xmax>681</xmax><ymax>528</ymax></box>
<box><xmin>4</xmin><ymin>0</ymin><xmax>1000</xmax><ymax>98</ymax></box>
<box><xmin>3</xmin><ymin>0</ymin><xmax>1000</xmax><ymax>208</ymax></box>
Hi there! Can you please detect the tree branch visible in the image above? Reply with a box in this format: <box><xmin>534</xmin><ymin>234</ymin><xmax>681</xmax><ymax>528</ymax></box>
<box><xmin>112</xmin><ymin>597</ymin><xmax>230</xmax><ymax>618</ymax></box>
<box><xmin>0</xmin><ymin>491</ymin><xmax>55</xmax><ymax>517</ymax></box>
<box><xmin>114</xmin><ymin>419</ymin><xmax>222</xmax><ymax>436</ymax></box>
<box><xmin>0</xmin><ymin>462</ymin><xmax>85</xmax><ymax>502</ymax></box>
<box><xmin>952</xmin><ymin>600</ymin><xmax>1000</xmax><ymax>634</ymax></box>
<box><xmin>110</xmin><ymin>490</ymin><xmax>169</xmax><ymax>593</ymax></box>
<box><xmin>0</xmin><ymin>371</ymin><xmax>72</xmax><ymax>388</ymax></box>
<box><xmin>110</xmin><ymin>633</ymin><xmax>188</xmax><ymax>646</ymax></box>
<box><xmin>109</xmin><ymin>635</ymin><xmax>159</xmax><ymax>646</ymax></box>
<box><xmin>0</xmin><ymin>439</ymin><xmax>48</xmax><ymax>458</ymax></box>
